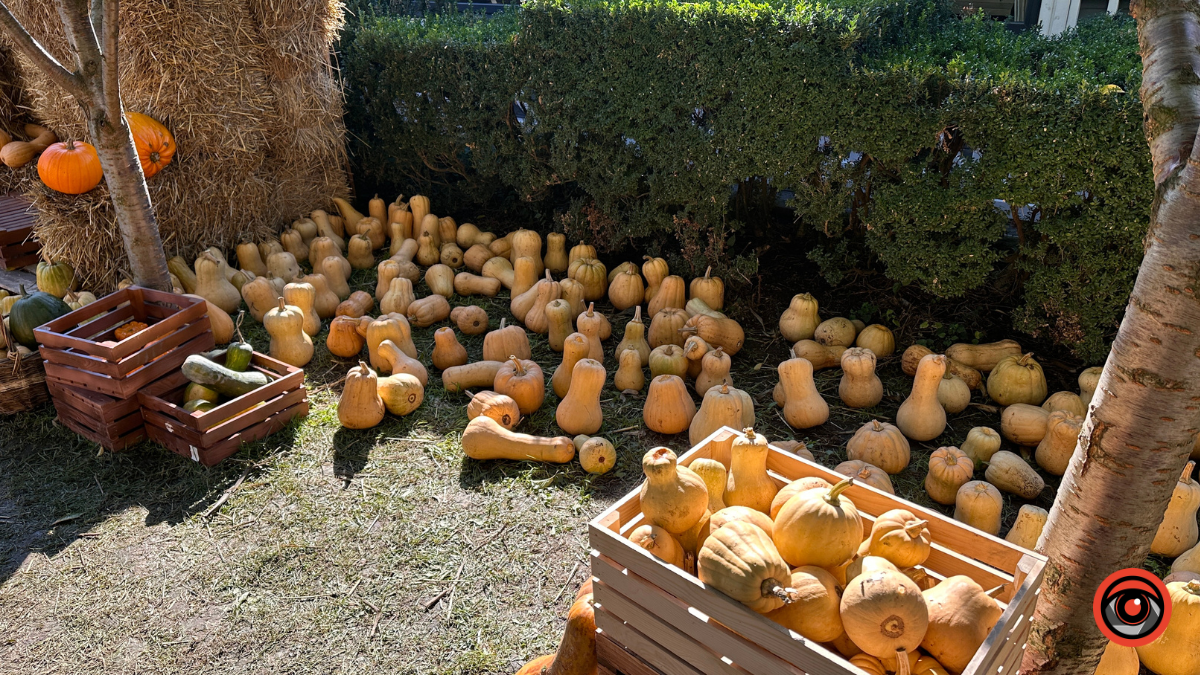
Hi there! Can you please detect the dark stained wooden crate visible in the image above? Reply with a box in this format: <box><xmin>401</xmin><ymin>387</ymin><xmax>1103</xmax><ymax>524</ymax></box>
<box><xmin>48</xmin><ymin>379</ymin><xmax>145</xmax><ymax>451</ymax></box>
<box><xmin>35</xmin><ymin>286</ymin><xmax>213</xmax><ymax>399</ymax></box>
<box><xmin>138</xmin><ymin>351</ymin><xmax>307</xmax><ymax>466</ymax></box>
<box><xmin>0</xmin><ymin>194</ymin><xmax>39</xmax><ymax>270</ymax></box>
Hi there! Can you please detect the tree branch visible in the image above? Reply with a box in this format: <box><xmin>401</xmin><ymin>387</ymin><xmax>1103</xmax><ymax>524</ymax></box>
<box><xmin>101</xmin><ymin>0</ymin><xmax>119</xmax><ymax>118</ymax></box>
<box><xmin>1131</xmin><ymin>0</ymin><xmax>1200</xmax><ymax>187</ymax></box>
<box><xmin>0</xmin><ymin>2</ymin><xmax>86</xmax><ymax>100</ymax></box>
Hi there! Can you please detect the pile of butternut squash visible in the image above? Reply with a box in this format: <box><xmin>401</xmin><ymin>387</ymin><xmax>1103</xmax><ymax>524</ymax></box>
<box><xmin>628</xmin><ymin>432</ymin><xmax>1010</xmax><ymax>672</ymax></box>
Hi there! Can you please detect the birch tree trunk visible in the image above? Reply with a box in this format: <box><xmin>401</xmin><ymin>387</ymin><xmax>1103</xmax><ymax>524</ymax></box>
<box><xmin>1021</xmin><ymin>3</ymin><xmax>1200</xmax><ymax>673</ymax></box>
<box><xmin>0</xmin><ymin>0</ymin><xmax>170</xmax><ymax>290</ymax></box>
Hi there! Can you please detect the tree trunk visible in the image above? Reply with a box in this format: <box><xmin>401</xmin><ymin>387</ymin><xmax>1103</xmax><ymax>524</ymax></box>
<box><xmin>0</xmin><ymin>0</ymin><xmax>171</xmax><ymax>291</ymax></box>
<box><xmin>88</xmin><ymin>114</ymin><xmax>171</xmax><ymax>290</ymax></box>
<box><xmin>1021</xmin><ymin>3</ymin><xmax>1200</xmax><ymax>673</ymax></box>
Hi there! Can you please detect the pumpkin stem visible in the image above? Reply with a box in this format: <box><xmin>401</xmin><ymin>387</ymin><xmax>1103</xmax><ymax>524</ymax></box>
<box><xmin>894</xmin><ymin>649</ymin><xmax>911</xmax><ymax>675</ymax></box>
<box><xmin>632</xmin><ymin>305</ymin><xmax>641</xmax><ymax>323</ymax></box>
<box><xmin>743</xmin><ymin>427</ymin><xmax>755</xmax><ymax>439</ymax></box>
<box><xmin>985</xmin><ymin>583</ymin><xmax>1010</xmax><ymax>599</ymax></box>
<box><xmin>499</xmin><ymin>317</ymin><xmax>506</xmax><ymax>329</ymax></box>
<box><xmin>586</xmin><ymin>302</ymin><xmax>595</xmax><ymax>316</ymax></box>
<box><xmin>1182</xmin><ymin>461</ymin><xmax>1196</xmax><ymax>484</ymax></box>
<box><xmin>1019</xmin><ymin>352</ymin><xmax>1035</xmax><ymax>365</ymax></box>
<box><xmin>277</xmin><ymin>298</ymin><xmax>286</xmax><ymax>311</ymax></box>
<box><xmin>761</xmin><ymin>579</ymin><xmax>797</xmax><ymax>604</ymax></box>
<box><xmin>903</xmin><ymin>520</ymin><xmax>928</xmax><ymax>538</ymax></box>
<box><xmin>1185</xmin><ymin>580</ymin><xmax>1200</xmax><ymax>594</ymax></box>
<box><xmin>509</xmin><ymin>356</ymin><xmax>524</xmax><ymax>375</ymax></box>
<box><xmin>545</xmin><ymin>270</ymin><xmax>553</xmax><ymax>281</ymax></box>
<box><xmin>825</xmin><ymin>477</ymin><xmax>854</xmax><ymax>504</ymax></box>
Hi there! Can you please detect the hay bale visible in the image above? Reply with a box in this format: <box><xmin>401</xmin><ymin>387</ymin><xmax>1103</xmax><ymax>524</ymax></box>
<box><xmin>0</xmin><ymin>0</ymin><xmax>349</xmax><ymax>289</ymax></box>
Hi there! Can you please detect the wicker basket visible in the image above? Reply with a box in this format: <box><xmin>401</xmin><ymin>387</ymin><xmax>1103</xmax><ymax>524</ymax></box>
<box><xmin>0</xmin><ymin>318</ymin><xmax>50</xmax><ymax>415</ymax></box>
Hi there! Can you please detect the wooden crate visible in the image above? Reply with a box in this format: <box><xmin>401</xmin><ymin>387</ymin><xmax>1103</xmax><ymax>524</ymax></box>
<box><xmin>138</xmin><ymin>351</ymin><xmax>307</xmax><ymax>466</ymax></box>
<box><xmin>0</xmin><ymin>194</ymin><xmax>39</xmax><ymax>270</ymax></box>
<box><xmin>35</xmin><ymin>286</ymin><xmax>214</xmax><ymax>399</ymax></box>
<box><xmin>48</xmin><ymin>379</ymin><xmax>145</xmax><ymax>451</ymax></box>
<box><xmin>589</xmin><ymin>427</ymin><xmax>1047</xmax><ymax>675</ymax></box>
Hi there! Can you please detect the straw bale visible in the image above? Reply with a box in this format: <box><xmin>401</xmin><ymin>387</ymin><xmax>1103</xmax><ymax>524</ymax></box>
<box><xmin>0</xmin><ymin>0</ymin><xmax>349</xmax><ymax>289</ymax></box>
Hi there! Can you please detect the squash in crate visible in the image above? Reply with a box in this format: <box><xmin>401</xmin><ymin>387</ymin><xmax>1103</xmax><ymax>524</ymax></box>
<box><xmin>640</xmin><ymin>447</ymin><xmax>707</xmax><ymax>535</ymax></box>
<box><xmin>921</xmin><ymin>575</ymin><xmax>1005</xmax><ymax>673</ymax></box>
<box><xmin>629</xmin><ymin>524</ymin><xmax>685</xmax><ymax>567</ymax></box>
<box><xmin>773</xmin><ymin>477</ymin><xmax>861</xmax><ymax>568</ymax></box>
<box><xmin>698</xmin><ymin>520</ymin><xmax>792</xmax><ymax>613</ymax></box>
<box><xmin>861</xmin><ymin>509</ymin><xmax>931</xmax><ymax>568</ymax></box>
<box><xmin>839</xmin><ymin>556</ymin><xmax>929</xmax><ymax>664</ymax></box>
<box><xmin>764</xmin><ymin>566</ymin><xmax>843</xmax><ymax>642</ymax></box>
<box><xmin>723</xmin><ymin>428</ymin><xmax>777</xmax><ymax>513</ymax></box>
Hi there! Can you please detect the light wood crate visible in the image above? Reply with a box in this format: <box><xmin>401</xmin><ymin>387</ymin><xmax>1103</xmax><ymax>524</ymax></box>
<box><xmin>588</xmin><ymin>427</ymin><xmax>1046</xmax><ymax>675</ymax></box>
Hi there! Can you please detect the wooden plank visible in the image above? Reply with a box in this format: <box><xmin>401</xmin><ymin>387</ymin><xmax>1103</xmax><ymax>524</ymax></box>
<box><xmin>145</xmin><ymin>400</ymin><xmax>308</xmax><ymax>466</ymax></box>
<box><xmin>39</xmin><ymin>318</ymin><xmax>210</xmax><ymax>378</ymax></box>
<box><xmin>595</xmin><ymin>608</ymin><xmax>704</xmax><ymax>675</ymax></box>
<box><xmin>592</xmin><ymin>553</ymin><xmax>805</xmax><ymax>675</ymax></box>
<box><xmin>590</xmin><ymin>523</ymin><xmax>855</xmax><ymax>675</ymax></box>
<box><xmin>35</xmin><ymin>287</ymin><xmax>204</xmax><ymax>361</ymax></box>
<box><xmin>141</xmin><ymin>387</ymin><xmax>307</xmax><ymax>447</ymax></box>
<box><xmin>46</xmin><ymin>379</ymin><xmax>139</xmax><ymax>420</ymax></box>
<box><xmin>43</xmin><ymin>331</ymin><xmax>213</xmax><ymax>399</ymax></box>
<box><xmin>57</xmin><ymin>408</ymin><xmax>145</xmax><ymax>451</ymax></box>
<box><xmin>598</xmin><ymin>632</ymin><xmax>667</xmax><ymax>675</ymax></box>
<box><xmin>595</xmin><ymin>582</ymin><xmax>745</xmax><ymax>675</ymax></box>
<box><xmin>0</xmin><ymin>266</ymin><xmax>35</xmax><ymax>294</ymax></box>
<box><xmin>964</xmin><ymin>558</ymin><xmax>1044</xmax><ymax>674</ymax></box>
<box><xmin>53</xmin><ymin>400</ymin><xmax>142</xmax><ymax>439</ymax></box>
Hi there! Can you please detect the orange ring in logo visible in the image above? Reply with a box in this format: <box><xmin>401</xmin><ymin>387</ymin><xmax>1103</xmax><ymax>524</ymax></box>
<box><xmin>1093</xmin><ymin>568</ymin><xmax>1172</xmax><ymax>647</ymax></box>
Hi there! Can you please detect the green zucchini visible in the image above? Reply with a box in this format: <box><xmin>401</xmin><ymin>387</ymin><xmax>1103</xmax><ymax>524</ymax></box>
<box><xmin>182</xmin><ymin>354</ymin><xmax>269</xmax><ymax>398</ymax></box>
<box><xmin>225</xmin><ymin>342</ymin><xmax>254</xmax><ymax>372</ymax></box>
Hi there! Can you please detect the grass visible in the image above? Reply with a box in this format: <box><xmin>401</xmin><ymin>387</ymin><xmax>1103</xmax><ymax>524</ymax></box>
<box><xmin>0</xmin><ymin>250</ymin><xmax>1164</xmax><ymax>673</ymax></box>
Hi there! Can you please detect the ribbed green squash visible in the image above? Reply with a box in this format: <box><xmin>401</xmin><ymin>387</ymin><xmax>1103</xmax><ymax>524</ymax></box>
<box><xmin>36</xmin><ymin>261</ymin><xmax>76</xmax><ymax>298</ymax></box>
<box><xmin>9</xmin><ymin>285</ymin><xmax>71</xmax><ymax>347</ymax></box>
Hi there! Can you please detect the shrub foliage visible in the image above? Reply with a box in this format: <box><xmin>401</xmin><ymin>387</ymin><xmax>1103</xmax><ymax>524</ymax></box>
<box><xmin>342</xmin><ymin>0</ymin><xmax>1147</xmax><ymax>360</ymax></box>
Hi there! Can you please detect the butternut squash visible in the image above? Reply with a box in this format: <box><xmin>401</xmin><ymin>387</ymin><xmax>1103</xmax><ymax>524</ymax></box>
<box><xmin>954</xmin><ymin>480</ymin><xmax>1003</xmax><ymax>535</ymax></box>
<box><xmin>407</xmin><ymin>295</ymin><xmax>451</xmax><ymax>328</ymax></box>
<box><xmin>327</xmin><ymin>315</ymin><xmax>365</xmax><ymax>358</ymax></box>
<box><xmin>724</xmin><ymin>428</ymin><xmax>778</xmax><ymax>513</ymax></box>
<box><xmin>902</xmin><ymin>343</ymin><xmax>982</xmax><ymax>390</ymax></box>
<box><xmin>237</xmin><ymin>242</ymin><xmax>268</xmax><ymax>277</ymax></box>
<box><xmin>431</xmin><ymin>327</ymin><xmax>469</xmax><ymax>370</ymax></box>
<box><xmin>559</xmin><ymin>277</ymin><xmax>587</xmax><ymax>319</ymax></box>
<box><xmin>921</xmin><ymin>575</ymin><xmax>1004</xmax><ymax>672</ymax></box>
<box><xmin>987</xmin><ymin>352</ymin><xmax>1047</xmax><ymax>406</ymax></box>
<box><xmin>694</xmin><ymin>346</ymin><xmax>731</xmax><ymax>397</ymax></box>
<box><xmin>282</xmin><ymin>282</ymin><xmax>320</xmax><ymax>337</ymax></box>
<box><xmin>814</xmin><ymin>317</ymin><xmax>857</xmax><ymax>347</ymax></box>
<box><xmin>608</xmin><ymin>267</ymin><xmax>644</xmax><ymax>311</ymax></box>
<box><xmin>378</xmin><ymin>373</ymin><xmax>424</xmax><ymax>416</ymax></box>
<box><xmin>570</xmin><ymin>241</ymin><xmax>597</xmax><ymax>266</ymax></box>
<box><xmin>643</xmin><ymin>374</ymin><xmax>695</xmax><ymax>435</ymax></box>
<box><xmin>481</xmin><ymin>256</ymin><xmax>515</xmax><ymax>289</ymax></box>
<box><xmin>240</xmin><ymin>275</ymin><xmax>280</xmax><ymax>323</ymax></box>
<box><xmin>1042</xmin><ymin>390</ymin><xmax>1087</xmax><ymax>417</ymax></box>
<box><xmin>839</xmin><ymin>556</ymin><xmax>929</xmax><ymax>662</ymax></box>
<box><xmin>450</xmin><ymin>305</ymin><xmax>489</xmax><ymax>335</ymax></box>
<box><xmin>439</xmin><ymin>242</ymin><xmax>464</xmax><ymax>269</ymax></box>
<box><xmin>553</xmin><ymin>333</ymin><xmax>590</xmax><ymax>398</ymax></box>
<box><xmin>938</xmin><ymin>373</ymin><xmax>971</xmax><ymax>414</ymax></box>
<box><xmin>545</xmin><ymin>299</ymin><xmax>575</xmax><ymax>352</ymax></box>
<box><xmin>524</xmin><ymin>273</ymin><xmax>562</xmax><ymax>334</ymax></box>
<box><xmin>339</xmin><ymin>362</ymin><xmax>385</xmax><ymax>429</ymax></box>
<box><xmin>568</xmin><ymin>257</ymin><xmax>607</xmax><ymax>301</ymax></box>
<box><xmin>425</xmin><ymin>264</ymin><xmax>455</xmax><ymax>298</ymax></box>
<box><xmin>648</xmin><ymin>274</ymin><xmax>686</xmax><ymax>317</ymax></box>
<box><xmin>380</xmin><ymin>277</ymin><xmax>416</xmax><ymax>316</ymax></box>
<box><xmin>925</xmin><ymin>446</ymin><xmax>974</xmax><ymax>505</ymax></box>
<box><xmin>688</xmin><ymin>384</ymin><xmax>745</xmax><ymax>447</ymax></box>
<box><xmin>556</xmin><ymin>358</ymin><xmax>605</xmax><ymax>435</ymax></box>
<box><xmin>641</xmin><ymin>255</ymin><xmax>668</xmax><ymax>302</ymax></box>
<box><xmin>835</xmin><ymin>460</ymin><xmax>895</xmax><ymax>494</ymax></box>
<box><xmin>576</xmin><ymin>303</ymin><xmax>606</xmax><ymax>362</ymax></box>
<box><xmin>773</xmin><ymin>478</ymin><xmax>862</xmax><ymax>568</ymax></box>
<box><xmin>1078</xmin><ymin>365</ymin><xmax>1104</xmax><ymax>406</ymax></box>
<box><xmin>648</xmin><ymin>307</ymin><xmax>689</xmax><ymax>349</ymax></box>
<box><xmin>312</xmin><ymin>210</ymin><xmax>345</xmax><ymax>250</ymax></box>
<box><xmin>319</xmin><ymin>255</ymin><xmax>351</xmax><ymax>300</ymax></box>
<box><xmin>896</xmin><ymin>353</ymin><xmax>947</xmax><ymax>441</ymax></box>
<box><xmin>764</xmin><ymin>566</ymin><xmax>843</xmax><ymax>642</ymax></box>
<box><xmin>495</xmin><ymin>357</ymin><xmax>545</xmax><ymax>415</ymax></box>
<box><xmin>614</xmin><ymin>349</ymin><xmax>645</xmax><ymax>392</ymax></box>
<box><xmin>689</xmin><ymin>266</ymin><xmax>724</xmax><ymax>310</ymax></box>
<box><xmin>442</xmin><ymin>361</ymin><xmax>505</xmax><ymax>393</ymax></box>
<box><xmin>839</xmin><ymin>347</ymin><xmax>883</xmax><ymax>408</ymax></box>
<box><xmin>461</xmin><ymin>416</ymin><xmax>575</xmax><ymax>463</ymax></box>
<box><xmin>946</xmin><ymin>339</ymin><xmax>1022</xmax><ymax>372</ymax></box>
<box><xmin>336</xmin><ymin>290</ymin><xmax>374</xmax><ymax>319</ymax></box>
<box><xmin>615</xmin><ymin>306</ymin><xmax>651</xmax><ymax>366</ymax></box>
<box><xmin>194</xmin><ymin>251</ymin><xmax>242</xmax><ymax>313</ymax></box>
<box><xmin>1000</xmin><ymin>403</ymin><xmax>1050</xmax><ymax>445</ymax></box>
<box><xmin>847</xmin><ymin>420</ymin><xmax>910</xmax><ymax>474</ymax></box>
<box><xmin>649</xmin><ymin>344</ymin><xmax>688</xmax><ymax>380</ymax></box>
<box><xmin>681</xmin><ymin>313</ymin><xmax>744</xmax><ymax>355</ymax></box>
<box><xmin>629</xmin><ymin>524</ymin><xmax>685</xmax><ymax>567</ymax></box>
<box><xmin>791</xmin><ymin>340</ymin><xmax>846</xmax><ymax>370</ymax></box>
<box><xmin>960</xmin><ymin>426</ymin><xmax>1002</xmax><ymax>465</ymax></box>
<box><xmin>1035</xmin><ymin>410</ymin><xmax>1083</xmax><ymax>476</ymax></box>
<box><xmin>466</xmin><ymin>390</ymin><xmax>521</xmax><ymax>430</ymax></box>
<box><xmin>453</xmin><ymin>272</ymin><xmax>500</xmax><ymax>297</ymax></box>
<box><xmin>1152</xmin><ymin>462</ymin><xmax>1200</xmax><ymax>557</ymax></box>
<box><xmin>1005</xmin><ymin>505</ymin><xmax>1048</xmax><ymax>550</ymax></box>
<box><xmin>778</xmin><ymin>357</ymin><xmax>829</xmax><ymax>429</ymax></box>
<box><xmin>779</xmin><ymin>293</ymin><xmax>821</xmax><ymax>342</ymax></box>
<box><xmin>856</xmin><ymin>324</ymin><xmax>896</xmax><ymax>357</ymax></box>
<box><xmin>984</xmin><ymin>450</ymin><xmax>1045</xmax><ymax>500</ymax></box>
<box><xmin>483</xmin><ymin>318</ymin><xmax>531</xmax><ymax>361</ymax></box>
<box><xmin>641</xmin><ymin>447</ymin><xmax>708</xmax><ymax>534</ymax></box>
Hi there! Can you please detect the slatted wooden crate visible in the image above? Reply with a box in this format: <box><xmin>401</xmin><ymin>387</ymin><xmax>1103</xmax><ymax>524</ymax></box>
<box><xmin>34</xmin><ymin>286</ymin><xmax>214</xmax><ymax>400</ymax></box>
<box><xmin>48</xmin><ymin>379</ymin><xmax>145</xmax><ymax>451</ymax></box>
<box><xmin>589</xmin><ymin>427</ymin><xmax>1046</xmax><ymax>675</ymax></box>
<box><xmin>138</xmin><ymin>351</ymin><xmax>307</xmax><ymax>466</ymax></box>
<box><xmin>0</xmin><ymin>194</ymin><xmax>39</xmax><ymax>270</ymax></box>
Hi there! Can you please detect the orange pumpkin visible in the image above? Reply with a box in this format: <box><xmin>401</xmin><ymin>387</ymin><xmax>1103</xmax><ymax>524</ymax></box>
<box><xmin>37</xmin><ymin>140</ymin><xmax>103</xmax><ymax>194</ymax></box>
<box><xmin>126</xmin><ymin>112</ymin><xmax>176</xmax><ymax>178</ymax></box>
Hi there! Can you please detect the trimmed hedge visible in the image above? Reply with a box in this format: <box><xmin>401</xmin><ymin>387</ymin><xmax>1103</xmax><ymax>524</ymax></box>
<box><xmin>342</xmin><ymin>0</ymin><xmax>1147</xmax><ymax>360</ymax></box>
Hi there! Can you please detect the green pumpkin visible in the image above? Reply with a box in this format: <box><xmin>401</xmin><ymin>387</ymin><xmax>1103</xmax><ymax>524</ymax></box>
<box><xmin>36</xmin><ymin>261</ymin><xmax>76</xmax><ymax>299</ymax></box>
<box><xmin>9</xmin><ymin>285</ymin><xmax>72</xmax><ymax>348</ymax></box>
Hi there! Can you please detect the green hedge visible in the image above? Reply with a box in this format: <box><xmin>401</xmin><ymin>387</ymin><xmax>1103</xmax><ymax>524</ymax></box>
<box><xmin>341</xmin><ymin>1</ymin><xmax>1147</xmax><ymax>360</ymax></box>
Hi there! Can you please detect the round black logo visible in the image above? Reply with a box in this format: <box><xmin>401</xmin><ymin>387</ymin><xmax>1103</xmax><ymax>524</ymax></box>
<box><xmin>1093</xmin><ymin>569</ymin><xmax>1172</xmax><ymax>646</ymax></box>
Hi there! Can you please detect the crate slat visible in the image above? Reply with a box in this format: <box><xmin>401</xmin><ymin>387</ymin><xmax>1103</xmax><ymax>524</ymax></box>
<box><xmin>142</xmin><ymin>388</ymin><xmax>307</xmax><ymax>447</ymax></box>
<box><xmin>35</xmin><ymin>287</ymin><xmax>206</xmax><ymax>362</ymax></box>
<box><xmin>592</xmin><ymin>556</ymin><xmax>801</xmax><ymax>675</ymax></box>
<box><xmin>591</xmin><ymin>427</ymin><xmax>1048</xmax><ymax>675</ymax></box>
<box><xmin>596</xmin><ymin>609</ymin><xmax>704</xmax><ymax>675</ymax></box>
<box><xmin>56</xmin><ymin>406</ymin><xmax>145</xmax><ymax>450</ymax></box>
<box><xmin>598</xmin><ymin>632</ymin><xmax>669</xmax><ymax>675</ymax></box>
<box><xmin>39</xmin><ymin>318</ymin><xmax>210</xmax><ymax>378</ymax></box>
<box><xmin>44</xmin><ymin>330</ymin><xmax>214</xmax><ymax>399</ymax></box>
<box><xmin>46</xmin><ymin>380</ymin><xmax>140</xmax><ymax>421</ymax></box>
<box><xmin>145</xmin><ymin>400</ymin><xmax>308</xmax><ymax>466</ymax></box>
